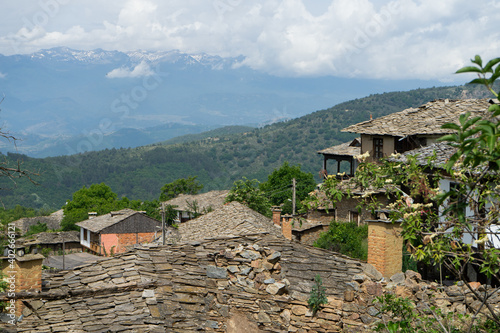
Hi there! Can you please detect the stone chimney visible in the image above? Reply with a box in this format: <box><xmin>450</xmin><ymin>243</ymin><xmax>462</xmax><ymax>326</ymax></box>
<box><xmin>367</xmin><ymin>220</ymin><xmax>403</xmax><ymax>278</ymax></box>
<box><xmin>88</xmin><ymin>212</ymin><xmax>97</xmax><ymax>219</ymax></box>
<box><xmin>272</xmin><ymin>207</ymin><xmax>282</xmax><ymax>226</ymax></box>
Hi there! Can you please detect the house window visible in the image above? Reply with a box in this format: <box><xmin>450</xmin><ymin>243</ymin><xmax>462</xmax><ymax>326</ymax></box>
<box><xmin>83</xmin><ymin>229</ymin><xmax>88</xmax><ymax>242</ymax></box>
<box><xmin>373</xmin><ymin>137</ymin><xmax>384</xmax><ymax>159</ymax></box>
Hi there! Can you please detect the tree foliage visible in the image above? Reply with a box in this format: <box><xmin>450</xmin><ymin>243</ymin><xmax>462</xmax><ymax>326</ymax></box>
<box><xmin>159</xmin><ymin>176</ymin><xmax>204</xmax><ymax>201</ymax></box>
<box><xmin>61</xmin><ymin>183</ymin><xmax>127</xmax><ymax>230</ymax></box>
<box><xmin>259</xmin><ymin>161</ymin><xmax>316</xmax><ymax>214</ymax></box>
<box><xmin>225</xmin><ymin>177</ymin><xmax>271</xmax><ymax>217</ymax></box>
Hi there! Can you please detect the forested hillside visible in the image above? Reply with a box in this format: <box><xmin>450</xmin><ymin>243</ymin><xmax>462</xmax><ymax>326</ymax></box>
<box><xmin>0</xmin><ymin>84</ymin><xmax>492</xmax><ymax>210</ymax></box>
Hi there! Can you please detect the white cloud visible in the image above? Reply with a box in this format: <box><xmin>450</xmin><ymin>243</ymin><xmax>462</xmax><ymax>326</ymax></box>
<box><xmin>106</xmin><ymin>61</ymin><xmax>154</xmax><ymax>78</ymax></box>
<box><xmin>0</xmin><ymin>0</ymin><xmax>499</xmax><ymax>81</ymax></box>
<box><xmin>0</xmin><ymin>72</ymin><xmax>6</xmax><ymax>79</ymax></box>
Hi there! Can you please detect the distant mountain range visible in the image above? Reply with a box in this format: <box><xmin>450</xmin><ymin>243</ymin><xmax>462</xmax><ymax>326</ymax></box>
<box><xmin>0</xmin><ymin>83</ymin><xmax>493</xmax><ymax>210</ymax></box>
<box><xmin>0</xmin><ymin>47</ymin><xmax>451</xmax><ymax>157</ymax></box>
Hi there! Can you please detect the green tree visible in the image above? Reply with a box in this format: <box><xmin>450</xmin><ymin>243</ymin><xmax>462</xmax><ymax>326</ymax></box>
<box><xmin>259</xmin><ymin>161</ymin><xmax>316</xmax><ymax>214</ymax></box>
<box><xmin>159</xmin><ymin>176</ymin><xmax>203</xmax><ymax>201</ymax></box>
<box><xmin>225</xmin><ymin>177</ymin><xmax>271</xmax><ymax>217</ymax></box>
<box><xmin>61</xmin><ymin>183</ymin><xmax>126</xmax><ymax>230</ymax></box>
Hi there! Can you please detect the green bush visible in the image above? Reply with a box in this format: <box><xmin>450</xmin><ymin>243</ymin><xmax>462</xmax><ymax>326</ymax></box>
<box><xmin>313</xmin><ymin>221</ymin><xmax>368</xmax><ymax>260</ymax></box>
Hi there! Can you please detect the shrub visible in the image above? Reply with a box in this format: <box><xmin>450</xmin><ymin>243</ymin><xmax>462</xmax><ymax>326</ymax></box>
<box><xmin>314</xmin><ymin>221</ymin><xmax>368</xmax><ymax>260</ymax></box>
<box><xmin>308</xmin><ymin>274</ymin><xmax>328</xmax><ymax>315</ymax></box>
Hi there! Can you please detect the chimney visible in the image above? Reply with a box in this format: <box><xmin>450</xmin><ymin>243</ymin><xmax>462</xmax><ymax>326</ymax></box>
<box><xmin>88</xmin><ymin>212</ymin><xmax>97</xmax><ymax>219</ymax></box>
<box><xmin>272</xmin><ymin>207</ymin><xmax>282</xmax><ymax>226</ymax></box>
<box><xmin>281</xmin><ymin>215</ymin><xmax>293</xmax><ymax>240</ymax></box>
<box><xmin>2</xmin><ymin>254</ymin><xmax>44</xmax><ymax>317</ymax></box>
<box><xmin>367</xmin><ymin>220</ymin><xmax>403</xmax><ymax>278</ymax></box>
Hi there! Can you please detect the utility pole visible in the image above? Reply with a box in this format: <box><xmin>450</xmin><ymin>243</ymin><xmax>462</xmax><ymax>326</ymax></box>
<box><xmin>292</xmin><ymin>178</ymin><xmax>296</xmax><ymax>216</ymax></box>
<box><xmin>62</xmin><ymin>233</ymin><xmax>65</xmax><ymax>270</ymax></box>
<box><xmin>161</xmin><ymin>202</ymin><xmax>166</xmax><ymax>245</ymax></box>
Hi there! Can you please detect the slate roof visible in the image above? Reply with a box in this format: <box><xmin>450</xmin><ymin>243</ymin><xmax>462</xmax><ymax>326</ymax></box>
<box><xmin>10</xmin><ymin>234</ymin><xmax>370</xmax><ymax>332</ymax></box>
<box><xmin>177</xmin><ymin>201</ymin><xmax>283</xmax><ymax>243</ymax></box>
<box><xmin>20</xmin><ymin>231</ymin><xmax>80</xmax><ymax>246</ymax></box>
<box><xmin>389</xmin><ymin>142</ymin><xmax>457</xmax><ymax>168</ymax></box>
<box><xmin>317</xmin><ymin>138</ymin><xmax>361</xmax><ymax>157</ymax></box>
<box><xmin>76</xmin><ymin>209</ymin><xmax>143</xmax><ymax>233</ymax></box>
<box><xmin>342</xmin><ymin>99</ymin><xmax>495</xmax><ymax>136</ymax></box>
<box><xmin>163</xmin><ymin>190</ymin><xmax>229</xmax><ymax>212</ymax></box>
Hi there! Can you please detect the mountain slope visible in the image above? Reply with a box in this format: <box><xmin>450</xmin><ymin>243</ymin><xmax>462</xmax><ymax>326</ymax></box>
<box><xmin>0</xmin><ymin>84</ymin><xmax>492</xmax><ymax>210</ymax></box>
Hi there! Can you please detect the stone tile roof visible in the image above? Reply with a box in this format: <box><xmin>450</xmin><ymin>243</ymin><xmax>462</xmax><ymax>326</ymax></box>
<box><xmin>178</xmin><ymin>201</ymin><xmax>283</xmax><ymax>243</ymax></box>
<box><xmin>76</xmin><ymin>209</ymin><xmax>139</xmax><ymax>233</ymax></box>
<box><xmin>317</xmin><ymin>138</ymin><xmax>361</xmax><ymax>157</ymax></box>
<box><xmin>342</xmin><ymin>99</ymin><xmax>495</xmax><ymax>136</ymax></box>
<box><xmin>389</xmin><ymin>142</ymin><xmax>456</xmax><ymax>168</ymax></box>
<box><xmin>163</xmin><ymin>190</ymin><xmax>229</xmax><ymax>212</ymax></box>
<box><xmin>12</xmin><ymin>209</ymin><xmax>64</xmax><ymax>233</ymax></box>
<box><xmin>12</xmin><ymin>234</ymin><xmax>372</xmax><ymax>332</ymax></box>
<box><xmin>20</xmin><ymin>231</ymin><xmax>80</xmax><ymax>246</ymax></box>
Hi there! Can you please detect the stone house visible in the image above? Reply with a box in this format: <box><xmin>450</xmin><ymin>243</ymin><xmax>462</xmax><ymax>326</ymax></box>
<box><xmin>317</xmin><ymin>98</ymin><xmax>499</xmax><ymax>277</ymax></box>
<box><xmin>162</xmin><ymin>190</ymin><xmax>229</xmax><ymax>222</ymax></box>
<box><xmin>17</xmin><ymin>231</ymin><xmax>82</xmax><ymax>255</ymax></box>
<box><xmin>11</xmin><ymin>209</ymin><xmax>64</xmax><ymax>234</ymax></box>
<box><xmin>76</xmin><ymin>209</ymin><xmax>161</xmax><ymax>256</ymax></box>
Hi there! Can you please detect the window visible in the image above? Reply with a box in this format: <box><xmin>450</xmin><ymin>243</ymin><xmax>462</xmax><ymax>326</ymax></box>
<box><xmin>83</xmin><ymin>229</ymin><xmax>88</xmax><ymax>242</ymax></box>
<box><xmin>373</xmin><ymin>137</ymin><xmax>384</xmax><ymax>159</ymax></box>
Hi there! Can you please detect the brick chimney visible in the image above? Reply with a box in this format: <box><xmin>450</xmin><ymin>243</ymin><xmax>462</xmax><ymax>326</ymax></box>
<box><xmin>2</xmin><ymin>253</ymin><xmax>44</xmax><ymax>318</ymax></box>
<box><xmin>272</xmin><ymin>207</ymin><xmax>282</xmax><ymax>226</ymax></box>
<box><xmin>367</xmin><ymin>220</ymin><xmax>403</xmax><ymax>278</ymax></box>
<box><xmin>281</xmin><ymin>215</ymin><xmax>293</xmax><ymax>240</ymax></box>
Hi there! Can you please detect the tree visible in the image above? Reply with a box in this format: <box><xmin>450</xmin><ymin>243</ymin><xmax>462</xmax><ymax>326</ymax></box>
<box><xmin>259</xmin><ymin>161</ymin><xmax>316</xmax><ymax>214</ymax></box>
<box><xmin>309</xmin><ymin>55</ymin><xmax>500</xmax><ymax>329</ymax></box>
<box><xmin>61</xmin><ymin>183</ymin><xmax>126</xmax><ymax>230</ymax></box>
<box><xmin>225</xmin><ymin>177</ymin><xmax>271</xmax><ymax>217</ymax></box>
<box><xmin>159</xmin><ymin>176</ymin><xmax>203</xmax><ymax>201</ymax></box>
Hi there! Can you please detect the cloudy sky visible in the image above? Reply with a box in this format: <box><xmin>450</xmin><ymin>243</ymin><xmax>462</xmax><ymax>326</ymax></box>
<box><xmin>1</xmin><ymin>0</ymin><xmax>499</xmax><ymax>81</ymax></box>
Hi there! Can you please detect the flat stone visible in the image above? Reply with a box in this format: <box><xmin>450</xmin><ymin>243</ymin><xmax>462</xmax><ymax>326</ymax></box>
<box><xmin>390</xmin><ymin>272</ymin><xmax>405</xmax><ymax>285</ymax></box>
<box><xmin>267</xmin><ymin>251</ymin><xmax>282</xmax><ymax>264</ymax></box>
<box><xmin>258</xmin><ymin>311</ymin><xmax>271</xmax><ymax>323</ymax></box>
<box><xmin>227</xmin><ymin>265</ymin><xmax>240</xmax><ymax>273</ymax></box>
<box><xmin>240</xmin><ymin>250</ymin><xmax>261</xmax><ymax>260</ymax></box>
<box><xmin>207</xmin><ymin>265</ymin><xmax>227</xmax><ymax>279</ymax></box>
<box><xmin>292</xmin><ymin>305</ymin><xmax>308</xmax><ymax>316</ymax></box>
<box><xmin>264</xmin><ymin>278</ymin><xmax>275</xmax><ymax>284</ymax></box>
<box><xmin>352</xmin><ymin>274</ymin><xmax>366</xmax><ymax>283</ymax></box>
<box><xmin>266</xmin><ymin>282</ymin><xmax>286</xmax><ymax>295</ymax></box>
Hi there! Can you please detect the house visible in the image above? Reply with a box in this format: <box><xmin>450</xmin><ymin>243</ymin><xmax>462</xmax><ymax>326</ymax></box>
<box><xmin>11</xmin><ymin>209</ymin><xmax>64</xmax><ymax>234</ymax></box>
<box><xmin>17</xmin><ymin>231</ymin><xmax>81</xmax><ymax>255</ymax></box>
<box><xmin>162</xmin><ymin>190</ymin><xmax>229</xmax><ymax>222</ymax></box>
<box><xmin>341</xmin><ymin>98</ymin><xmax>494</xmax><ymax>161</ymax></box>
<box><xmin>316</xmin><ymin>99</ymin><xmax>497</xmax><ymax>277</ymax></box>
<box><xmin>76</xmin><ymin>209</ymin><xmax>161</xmax><ymax>256</ymax></box>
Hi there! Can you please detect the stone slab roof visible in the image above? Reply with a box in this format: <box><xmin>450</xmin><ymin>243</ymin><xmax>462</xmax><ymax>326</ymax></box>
<box><xmin>178</xmin><ymin>201</ymin><xmax>283</xmax><ymax>243</ymax></box>
<box><xmin>11</xmin><ymin>234</ymin><xmax>372</xmax><ymax>332</ymax></box>
<box><xmin>342</xmin><ymin>99</ymin><xmax>495</xmax><ymax>136</ymax></box>
<box><xmin>317</xmin><ymin>138</ymin><xmax>361</xmax><ymax>157</ymax></box>
<box><xmin>76</xmin><ymin>209</ymin><xmax>140</xmax><ymax>233</ymax></box>
<box><xmin>12</xmin><ymin>209</ymin><xmax>64</xmax><ymax>233</ymax></box>
<box><xmin>20</xmin><ymin>231</ymin><xmax>80</xmax><ymax>246</ymax></box>
<box><xmin>389</xmin><ymin>142</ymin><xmax>456</xmax><ymax>168</ymax></box>
<box><xmin>163</xmin><ymin>190</ymin><xmax>229</xmax><ymax>212</ymax></box>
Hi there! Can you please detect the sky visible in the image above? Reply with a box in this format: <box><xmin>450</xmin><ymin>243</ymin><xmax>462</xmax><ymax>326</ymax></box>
<box><xmin>0</xmin><ymin>0</ymin><xmax>499</xmax><ymax>81</ymax></box>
